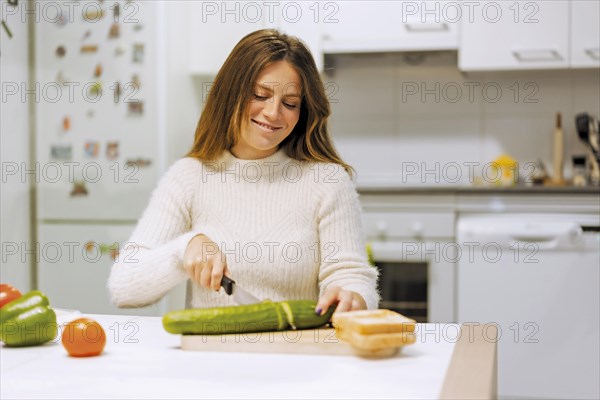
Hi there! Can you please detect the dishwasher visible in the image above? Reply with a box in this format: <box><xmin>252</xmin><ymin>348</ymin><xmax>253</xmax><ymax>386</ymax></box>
<box><xmin>457</xmin><ymin>213</ymin><xmax>600</xmax><ymax>400</ymax></box>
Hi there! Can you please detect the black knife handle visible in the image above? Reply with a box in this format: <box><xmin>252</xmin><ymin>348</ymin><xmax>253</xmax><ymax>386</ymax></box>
<box><xmin>220</xmin><ymin>275</ymin><xmax>235</xmax><ymax>295</ymax></box>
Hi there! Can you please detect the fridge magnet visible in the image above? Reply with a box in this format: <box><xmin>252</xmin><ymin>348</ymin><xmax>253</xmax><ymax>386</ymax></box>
<box><xmin>109</xmin><ymin>246</ymin><xmax>120</xmax><ymax>261</ymax></box>
<box><xmin>50</xmin><ymin>144</ymin><xmax>72</xmax><ymax>160</ymax></box>
<box><xmin>115</xmin><ymin>43</ymin><xmax>125</xmax><ymax>56</ymax></box>
<box><xmin>55</xmin><ymin>71</ymin><xmax>67</xmax><ymax>85</ymax></box>
<box><xmin>113</xmin><ymin>81</ymin><xmax>122</xmax><ymax>103</ymax></box>
<box><xmin>131</xmin><ymin>73</ymin><xmax>140</xmax><ymax>89</ymax></box>
<box><xmin>84</xmin><ymin>242</ymin><xmax>95</xmax><ymax>253</ymax></box>
<box><xmin>126</xmin><ymin>158</ymin><xmax>152</xmax><ymax>168</ymax></box>
<box><xmin>56</xmin><ymin>9</ymin><xmax>69</xmax><ymax>27</ymax></box>
<box><xmin>62</xmin><ymin>116</ymin><xmax>71</xmax><ymax>132</ymax></box>
<box><xmin>70</xmin><ymin>181</ymin><xmax>88</xmax><ymax>197</ymax></box>
<box><xmin>55</xmin><ymin>45</ymin><xmax>66</xmax><ymax>58</ymax></box>
<box><xmin>128</xmin><ymin>101</ymin><xmax>144</xmax><ymax>115</ymax></box>
<box><xmin>84</xmin><ymin>141</ymin><xmax>100</xmax><ymax>158</ymax></box>
<box><xmin>94</xmin><ymin>63</ymin><xmax>103</xmax><ymax>78</ymax></box>
<box><xmin>108</xmin><ymin>23</ymin><xmax>120</xmax><ymax>39</ymax></box>
<box><xmin>83</xmin><ymin>6</ymin><xmax>103</xmax><ymax>22</ymax></box>
<box><xmin>106</xmin><ymin>141</ymin><xmax>119</xmax><ymax>160</ymax></box>
<box><xmin>132</xmin><ymin>43</ymin><xmax>144</xmax><ymax>63</ymax></box>
<box><xmin>81</xmin><ymin>44</ymin><xmax>99</xmax><ymax>53</ymax></box>
<box><xmin>87</xmin><ymin>81</ymin><xmax>102</xmax><ymax>98</ymax></box>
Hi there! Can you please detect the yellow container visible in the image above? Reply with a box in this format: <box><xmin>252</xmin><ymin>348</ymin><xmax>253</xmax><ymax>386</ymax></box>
<box><xmin>489</xmin><ymin>154</ymin><xmax>518</xmax><ymax>186</ymax></box>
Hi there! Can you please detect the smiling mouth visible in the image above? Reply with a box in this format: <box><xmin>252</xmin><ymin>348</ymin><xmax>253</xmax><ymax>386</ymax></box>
<box><xmin>252</xmin><ymin>119</ymin><xmax>281</xmax><ymax>132</ymax></box>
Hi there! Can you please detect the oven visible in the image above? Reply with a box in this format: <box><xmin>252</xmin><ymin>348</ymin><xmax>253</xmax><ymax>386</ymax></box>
<box><xmin>360</xmin><ymin>197</ymin><xmax>456</xmax><ymax>323</ymax></box>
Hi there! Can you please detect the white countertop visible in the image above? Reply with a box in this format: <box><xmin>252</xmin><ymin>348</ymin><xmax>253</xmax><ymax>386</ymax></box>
<box><xmin>1</xmin><ymin>314</ymin><xmax>462</xmax><ymax>399</ymax></box>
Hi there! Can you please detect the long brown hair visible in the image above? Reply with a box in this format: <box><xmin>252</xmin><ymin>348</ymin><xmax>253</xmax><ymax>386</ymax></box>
<box><xmin>186</xmin><ymin>29</ymin><xmax>354</xmax><ymax>176</ymax></box>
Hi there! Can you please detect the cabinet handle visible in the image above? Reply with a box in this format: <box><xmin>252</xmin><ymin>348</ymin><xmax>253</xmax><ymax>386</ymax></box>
<box><xmin>404</xmin><ymin>22</ymin><xmax>449</xmax><ymax>32</ymax></box>
<box><xmin>585</xmin><ymin>48</ymin><xmax>600</xmax><ymax>61</ymax></box>
<box><xmin>512</xmin><ymin>49</ymin><xmax>563</xmax><ymax>62</ymax></box>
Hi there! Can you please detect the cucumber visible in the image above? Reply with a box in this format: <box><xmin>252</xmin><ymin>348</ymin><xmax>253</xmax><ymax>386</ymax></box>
<box><xmin>162</xmin><ymin>300</ymin><xmax>335</xmax><ymax>335</ymax></box>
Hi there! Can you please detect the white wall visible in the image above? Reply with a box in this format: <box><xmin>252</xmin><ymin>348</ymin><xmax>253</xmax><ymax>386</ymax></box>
<box><xmin>162</xmin><ymin>1</ymin><xmax>204</xmax><ymax>310</ymax></box>
<box><xmin>165</xmin><ymin>1</ymin><xmax>200</xmax><ymax>166</ymax></box>
<box><xmin>1</xmin><ymin>8</ymin><xmax>31</xmax><ymax>290</ymax></box>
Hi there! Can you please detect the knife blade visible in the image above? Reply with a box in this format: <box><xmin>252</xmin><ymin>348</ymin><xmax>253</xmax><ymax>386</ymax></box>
<box><xmin>220</xmin><ymin>275</ymin><xmax>261</xmax><ymax>305</ymax></box>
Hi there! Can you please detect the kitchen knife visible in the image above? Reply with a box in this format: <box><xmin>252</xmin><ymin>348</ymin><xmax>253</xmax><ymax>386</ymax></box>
<box><xmin>220</xmin><ymin>275</ymin><xmax>261</xmax><ymax>305</ymax></box>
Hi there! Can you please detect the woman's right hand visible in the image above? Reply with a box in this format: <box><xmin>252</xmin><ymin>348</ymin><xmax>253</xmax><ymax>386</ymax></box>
<box><xmin>183</xmin><ymin>234</ymin><xmax>229</xmax><ymax>291</ymax></box>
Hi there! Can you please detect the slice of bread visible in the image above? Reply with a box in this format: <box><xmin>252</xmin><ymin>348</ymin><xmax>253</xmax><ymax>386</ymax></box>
<box><xmin>341</xmin><ymin>330</ymin><xmax>417</xmax><ymax>350</ymax></box>
<box><xmin>332</xmin><ymin>309</ymin><xmax>416</xmax><ymax>334</ymax></box>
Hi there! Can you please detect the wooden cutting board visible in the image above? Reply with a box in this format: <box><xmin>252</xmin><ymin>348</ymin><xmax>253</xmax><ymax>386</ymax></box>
<box><xmin>180</xmin><ymin>328</ymin><xmax>402</xmax><ymax>357</ymax></box>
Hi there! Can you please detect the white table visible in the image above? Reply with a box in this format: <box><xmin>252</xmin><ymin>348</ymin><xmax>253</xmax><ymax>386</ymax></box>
<box><xmin>1</xmin><ymin>314</ymin><xmax>496</xmax><ymax>399</ymax></box>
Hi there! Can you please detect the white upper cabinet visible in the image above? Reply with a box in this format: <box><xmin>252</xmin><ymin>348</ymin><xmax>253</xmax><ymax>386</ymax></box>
<box><xmin>188</xmin><ymin>1</ymin><xmax>325</xmax><ymax>74</ymax></box>
<box><xmin>459</xmin><ymin>1</ymin><xmax>570</xmax><ymax>70</ymax></box>
<box><xmin>571</xmin><ymin>0</ymin><xmax>600</xmax><ymax>68</ymax></box>
<box><xmin>321</xmin><ymin>1</ymin><xmax>459</xmax><ymax>53</ymax></box>
<box><xmin>188</xmin><ymin>1</ymin><xmax>274</xmax><ymax>75</ymax></box>
<box><xmin>276</xmin><ymin>1</ymin><xmax>325</xmax><ymax>72</ymax></box>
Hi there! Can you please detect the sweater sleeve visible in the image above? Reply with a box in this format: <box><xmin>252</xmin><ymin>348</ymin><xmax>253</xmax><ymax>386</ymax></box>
<box><xmin>107</xmin><ymin>158</ymin><xmax>203</xmax><ymax>308</ymax></box>
<box><xmin>316</xmin><ymin>165</ymin><xmax>381</xmax><ymax>310</ymax></box>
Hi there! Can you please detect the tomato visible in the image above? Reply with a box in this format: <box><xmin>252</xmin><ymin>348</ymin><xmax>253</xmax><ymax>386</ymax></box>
<box><xmin>0</xmin><ymin>284</ymin><xmax>23</xmax><ymax>308</ymax></box>
<box><xmin>62</xmin><ymin>318</ymin><xmax>106</xmax><ymax>357</ymax></box>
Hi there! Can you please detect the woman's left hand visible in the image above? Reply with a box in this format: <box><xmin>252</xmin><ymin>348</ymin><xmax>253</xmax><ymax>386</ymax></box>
<box><xmin>315</xmin><ymin>286</ymin><xmax>367</xmax><ymax>315</ymax></box>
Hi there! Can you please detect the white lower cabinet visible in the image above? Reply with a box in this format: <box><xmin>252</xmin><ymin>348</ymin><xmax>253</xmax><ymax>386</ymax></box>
<box><xmin>457</xmin><ymin>213</ymin><xmax>600</xmax><ymax>399</ymax></box>
<box><xmin>37</xmin><ymin>223</ymin><xmax>164</xmax><ymax>316</ymax></box>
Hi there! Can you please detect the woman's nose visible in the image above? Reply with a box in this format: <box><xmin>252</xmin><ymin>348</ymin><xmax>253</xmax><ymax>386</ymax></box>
<box><xmin>263</xmin><ymin>99</ymin><xmax>281</xmax><ymax>118</ymax></box>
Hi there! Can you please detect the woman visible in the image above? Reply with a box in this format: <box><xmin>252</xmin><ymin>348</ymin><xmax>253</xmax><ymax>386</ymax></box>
<box><xmin>108</xmin><ymin>29</ymin><xmax>379</xmax><ymax>315</ymax></box>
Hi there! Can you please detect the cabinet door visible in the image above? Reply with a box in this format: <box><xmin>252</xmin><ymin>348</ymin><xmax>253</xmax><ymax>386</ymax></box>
<box><xmin>37</xmin><ymin>223</ymin><xmax>164</xmax><ymax>316</ymax></box>
<box><xmin>321</xmin><ymin>1</ymin><xmax>458</xmax><ymax>53</ymax></box>
<box><xmin>571</xmin><ymin>0</ymin><xmax>600</xmax><ymax>68</ymax></box>
<box><xmin>188</xmin><ymin>1</ymin><xmax>268</xmax><ymax>75</ymax></box>
<box><xmin>459</xmin><ymin>1</ymin><xmax>569</xmax><ymax>70</ymax></box>
<box><xmin>276</xmin><ymin>1</ymin><xmax>324</xmax><ymax>72</ymax></box>
<box><xmin>457</xmin><ymin>232</ymin><xmax>600</xmax><ymax>399</ymax></box>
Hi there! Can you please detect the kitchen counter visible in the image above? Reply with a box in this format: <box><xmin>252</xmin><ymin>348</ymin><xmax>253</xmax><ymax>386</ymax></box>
<box><xmin>358</xmin><ymin>186</ymin><xmax>599</xmax><ymax>214</ymax></box>
<box><xmin>0</xmin><ymin>314</ymin><xmax>497</xmax><ymax>399</ymax></box>
<box><xmin>358</xmin><ymin>184</ymin><xmax>600</xmax><ymax>195</ymax></box>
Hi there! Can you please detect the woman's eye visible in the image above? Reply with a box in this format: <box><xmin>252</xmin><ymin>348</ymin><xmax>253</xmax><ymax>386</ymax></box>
<box><xmin>253</xmin><ymin>93</ymin><xmax>297</xmax><ymax>109</ymax></box>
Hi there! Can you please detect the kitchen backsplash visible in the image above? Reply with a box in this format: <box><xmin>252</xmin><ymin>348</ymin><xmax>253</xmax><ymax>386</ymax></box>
<box><xmin>326</xmin><ymin>52</ymin><xmax>600</xmax><ymax>187</ymax></box>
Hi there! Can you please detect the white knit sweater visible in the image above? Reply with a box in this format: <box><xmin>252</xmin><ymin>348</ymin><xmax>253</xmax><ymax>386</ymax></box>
<box><xmin>108</xmin><ymin>148</ymin><xmax>380</xmax><ymax>310</ymax></box>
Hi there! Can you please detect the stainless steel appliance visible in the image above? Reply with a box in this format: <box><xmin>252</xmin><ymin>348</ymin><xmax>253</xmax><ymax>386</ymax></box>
<box><xmin>361</xmin><ymin>199</ymin><xmax>455</xmax><ymax>323</ymax></box>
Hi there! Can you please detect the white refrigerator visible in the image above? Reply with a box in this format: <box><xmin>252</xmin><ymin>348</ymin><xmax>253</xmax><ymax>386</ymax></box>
<box><xmin>34</xmin><ymin>1</ymin><xmax>167</xmax><ymax>316</ymax></box>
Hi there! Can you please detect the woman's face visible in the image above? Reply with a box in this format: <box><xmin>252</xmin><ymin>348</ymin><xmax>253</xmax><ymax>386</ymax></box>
<box><xmin>231</xmin><ymin>60</ymin><xmax>302</xmax><ymax>160</ymax></box>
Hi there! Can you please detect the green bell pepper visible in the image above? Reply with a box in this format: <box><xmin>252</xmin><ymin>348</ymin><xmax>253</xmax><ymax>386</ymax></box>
<box><xmin>0</xmin><ymin>290</ymin><xmax>58</xmax><ymax>347</ymax></box>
